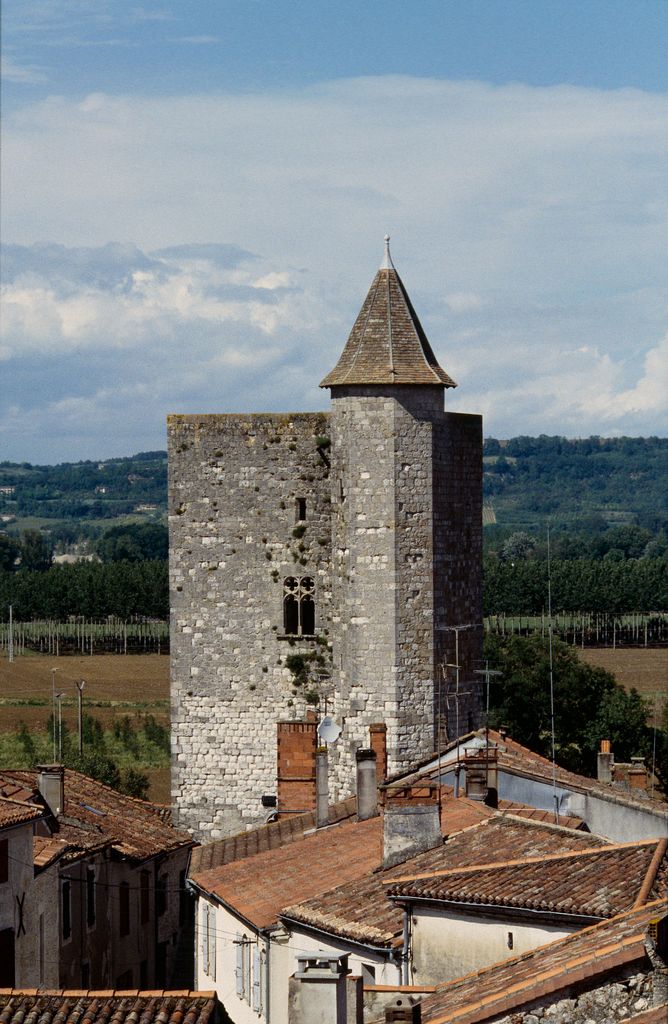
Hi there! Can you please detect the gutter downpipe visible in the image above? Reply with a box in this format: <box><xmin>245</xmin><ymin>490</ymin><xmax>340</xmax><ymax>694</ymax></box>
<box><xmin>262</xmin><ymin>928</ymin><xmax>271</xmax><ymax>1024</ymax></box>
<box><xmin>401</xmin><ymin>905</ymin><xmax>411</xmax><ymax>986</ymax></box>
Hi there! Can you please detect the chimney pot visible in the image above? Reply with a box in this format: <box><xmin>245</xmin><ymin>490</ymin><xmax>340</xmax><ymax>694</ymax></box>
<box><xmin>356</xmin><ymin>748</ymin><xmax>378</xmax><ymax>821</ymax></box>
<box><xmin>36</xmin><ymin>764</ymin><xmax>65</xmax><ymax>817</ymax></box>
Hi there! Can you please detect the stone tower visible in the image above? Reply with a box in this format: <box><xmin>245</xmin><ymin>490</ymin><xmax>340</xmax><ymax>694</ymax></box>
<box><xmin>168</xmin><ymin>240</ymin><xmax>482</xmax><ymax>839</ymax></box>
<box><xmin>322</xmin><ymin>238</ymin><xmax>483</xmax><ymax>797</ymax></box>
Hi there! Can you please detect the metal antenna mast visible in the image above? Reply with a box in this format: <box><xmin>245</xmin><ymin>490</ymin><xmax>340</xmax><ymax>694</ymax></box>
<box><xmin>547</xmin><ymin>524</ymin><xmax>559</xmax><ymax>823</ymax></box>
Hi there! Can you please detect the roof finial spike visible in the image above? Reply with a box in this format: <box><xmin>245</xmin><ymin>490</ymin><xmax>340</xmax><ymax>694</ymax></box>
<box><xmin>381</xmin><ymin>234</ymin><xmax>394</xmax><ymax>270</ymax></box>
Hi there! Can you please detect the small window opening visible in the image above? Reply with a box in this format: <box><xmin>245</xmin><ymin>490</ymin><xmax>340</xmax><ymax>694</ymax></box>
<box><xmin>283</xmin><ymin>576</ymin><xmax>315</xmax><ymax>635</ymax></box>
<box><xmin>140</xmin><ymin>870</ymin><xmax>149</xmax><ymax>924</ymax></box>
<box><xmin>62</xmin><ymin>879</ymin><xmax>71</xmax><ymax>940</ymax></box>
<box><xmin>296</xmin><ymin>497</ymin><xmax>306</xmax><ymax>521</ymax></box>
<box><xmin>119</xmin><ymin>881</ymin><xmax>130</xmax><ymax>937</ymax></box>
<box><xmin>361</xmin><ymin>963</ymin><xmax>376</xmax><ymax>985</ymax></box>
<box><xmin>507</xmin><ymin>931</ymin><xmax>514</xmax><ymax>950</ymax></box>
<box><xmin>86</xmin><ymin>867</ymin><xmax>96</xmax><ymax>927</ymax></box>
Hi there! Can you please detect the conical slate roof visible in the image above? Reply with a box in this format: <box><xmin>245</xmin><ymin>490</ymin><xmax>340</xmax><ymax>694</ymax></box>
<box><xmin>320</xmin><ymin>238</ymin><xmax>457</xmax><ymax>389</ymax></box>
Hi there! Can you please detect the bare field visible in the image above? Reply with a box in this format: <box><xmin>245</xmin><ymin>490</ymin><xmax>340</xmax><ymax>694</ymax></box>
<box><xmin>0</xmin><ymin>653</ymin><xmax>169</xmax><ymax>703</ymax></box>
<box><xmin>577</xmin><ymin>648</ymin><xmax>667</xmax><ymax>716</ymax></box>
<box><xmin>0</xmin><ymin>653</ymin><xmax>170</xmax><ymax>807</ymax></box>
<box><xmin>0</xmin><ymin>653</ymin><xmax>169</xmax><ymax>735</ymax></box>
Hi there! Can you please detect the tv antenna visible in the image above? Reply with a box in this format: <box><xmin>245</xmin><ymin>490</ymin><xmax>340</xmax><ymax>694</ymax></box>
<box><xmin>547</xmin><ymin>523</ymin><xmax>559</xmax><ymax>824</ymax></box>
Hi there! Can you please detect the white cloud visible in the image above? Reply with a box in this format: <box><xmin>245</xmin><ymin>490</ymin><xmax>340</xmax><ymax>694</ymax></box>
<box><xmin>1</xmin><ymin>76</ymin><xmax>667</xmax><ymax>457</ymax></box>
<box><xmin>1</xmin><ymin>55</ymin><xmax>47</xmax><ymax>83</ymax></box>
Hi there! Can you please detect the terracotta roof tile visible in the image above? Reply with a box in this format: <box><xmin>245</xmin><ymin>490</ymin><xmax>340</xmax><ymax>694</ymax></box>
<box><xmin>281</xmin><ymin>813</ymin><xmax>606</xmax><ymax>947</ymax></box>
<box><xmin>192</xmin><ymin>814</ymin><xmax>382</xmax><ymax>929</ymax></box>
<box><xmin>419</xmin><ymin>900</ymin><xmax>667</xmax><ymax>1024</ymax></box>
<box><xmin>0</xmin><ymin>770</ymin><xmax>193</xmax><ymax>862</ymax></box>
<box><xmin>0</xmin><ymin>993</ymin><xmax>217</xmax><ymax>1024</ymax></box>
<box><xmin>387</xmin><ymin>840</ymin><xmax>666</xmax><ymax>919</ymax></box>
<box><xmin>33</xmin><ymin>835</ymin><xmax>69</xmax><ymax>870</ymax></box>
<box><xmin>0</xmin><ymin>796</ymin><xmax>44</xmax><ymax>829</ymax></box>
<box><xmin>189</xmin><ymin>795</ymin><xmax>357</xmax><ymax>874</ymax></box>
<box><xmin>320</xmin><ymin>245</ymin><xmax>456</xmax><ymax>388</ymax></box>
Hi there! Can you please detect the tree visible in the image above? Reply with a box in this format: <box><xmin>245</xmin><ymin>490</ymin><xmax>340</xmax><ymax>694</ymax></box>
<box><xmin>0</xmin><ymin>534</ymin><xmax>20</xmax><ymax>572</ymax></box>
<box><xmin>20</xmin><ymin>529</ymin><xmax>52</xmax><ymax>571</ymax></box>
<box><xmin>96</xmin><ymin>522</ymin><xmax>168</xmax><ymax>562</ymax></box>
<box><xmin>501</xmin><ymin>531</ymin><xmax>537</xmax><ymax>562</ymax></box>
<box><xmin>483</xmin><ymin>634</ymin><xmax>663</xmax><ymax>786</ymax></box>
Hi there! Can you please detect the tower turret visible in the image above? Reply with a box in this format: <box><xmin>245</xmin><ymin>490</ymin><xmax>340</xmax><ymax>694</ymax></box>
<box><xmin>322</xmin><ymin>238</ymin><xmax>482</xmax><ymax>794</ymax></box>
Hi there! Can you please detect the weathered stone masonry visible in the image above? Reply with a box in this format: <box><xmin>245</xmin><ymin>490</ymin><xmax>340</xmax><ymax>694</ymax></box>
<box><xmin>169</xmin><ymin>243</ymin><xmax>483</xmax><ymax>838</ymax></box>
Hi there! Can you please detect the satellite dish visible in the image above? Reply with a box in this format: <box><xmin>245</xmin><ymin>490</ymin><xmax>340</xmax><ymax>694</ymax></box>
<box><xmin>317</xmin><ymin>715</ymin><xmax>341</xmax><ymax>744</ymax></box>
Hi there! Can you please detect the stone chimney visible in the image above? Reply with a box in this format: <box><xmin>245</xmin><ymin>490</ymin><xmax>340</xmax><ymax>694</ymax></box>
<box><xmin>382</xmin><ymin>783</ymin><xmax>441</xmax><ymax>869</ymax></box>
<box><xmin>37</xmin><ymin>764</ymin><xmax>65</xmax><ymax>817</ymax></box>
<box><xmin>385</xmin><ymin>995</ymin><xmax>422</xmax><ymax>1022</ymax></box>
<box><xmin>288</xmin><ymin>951</ymin><xmax>362</xmax><ymax>1024</ymax></box>
<box><xmin>597</xmin><ymin>739</ymin><xmax>613</xmax><ymax>784</ymax></box>
<box><xmin>356</xmin><ymin>748</ymin><xmax>378</xmax><ymax>821</ymax></box>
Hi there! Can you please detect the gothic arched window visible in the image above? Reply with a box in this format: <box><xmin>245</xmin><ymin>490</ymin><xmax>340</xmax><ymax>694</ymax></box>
<box><xmin>283</xmin><ymin>576</ymin><xmax>315</xmax><ymax>635</ymax></box>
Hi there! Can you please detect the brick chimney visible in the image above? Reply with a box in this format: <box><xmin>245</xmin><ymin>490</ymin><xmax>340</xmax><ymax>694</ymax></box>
<box><xmin>277</xmin><ymin>720</ymin><xmax>317</xmax><ymax>814</ymax></box>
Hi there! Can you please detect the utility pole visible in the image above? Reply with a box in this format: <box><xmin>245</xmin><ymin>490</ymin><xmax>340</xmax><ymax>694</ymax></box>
<box><xmin>437</xmin><ymin>623</ymin><xmax>479</xmax><ymax>797</ymax></box>
<box><xmin>55</xmin><ymin>692</ymin><xmax>65</xmax><ymax>763</ymax></box>
<box><xmin>51</xmin><ymin>667</ymin><xmax>59</xmax><ymax>761</ymax></box>
<box><xmin>75</xmin><ymin>680</ymin><xmax>86</xmax><ymax>757</ymax></box>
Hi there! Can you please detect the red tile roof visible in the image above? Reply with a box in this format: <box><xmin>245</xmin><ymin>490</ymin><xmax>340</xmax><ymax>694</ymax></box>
<box><xmin>33</xmin><ymin>836</ymin><xmax>69</xmax><ymax>871</ymax></box>
<box><xmin>189</xmin><ymin>795</ymin><xmax>357</xmax><ymax>875</ymax></box>
<box><xmin>419</xmin><ymin>900</ymin><xmax>668</xmax><ymax>1024</ymax></box>
<box><xmin>387</xmin><ymin>839</ymin><xmax>667</xmax><ymax>919</ymax></box>
<box><xmin>281</xmin><ymin>815</ymin><xmax>606</xmax><ymax>948</ymax></box>
<box><xmin>406</xmin><ymin>730</ymin><xmax>668</xmax><ymax>820</ymax></box>
<box><xmin>192</xmin><ymin>814</ymin><xmax>383</xmax><ymax>930</ymax></box>
<box><xmin>0</xmin><ymin>770</ymin><xmax>193</xmax><ymax>862</ymax></box>
<box><xmin>320</xmin><ymin>248</ymin><xmax>456</xmax><ymax>388</ymax></box>
<box><xmin>0</xmin><ymin>991</ymin><xmax>218</xmax><ymax>1024</ymax></box>
<box><xmin>0</xmin><ymin>796</ymin><xmax>44</xmax><ymax>829</ymax></box>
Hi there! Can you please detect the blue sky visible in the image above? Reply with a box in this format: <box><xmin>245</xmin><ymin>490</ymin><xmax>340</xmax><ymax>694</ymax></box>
<box><xmin>2</xmin><ymin>1</ymin><xmax>668</xmax><ymax>461</ymax></box>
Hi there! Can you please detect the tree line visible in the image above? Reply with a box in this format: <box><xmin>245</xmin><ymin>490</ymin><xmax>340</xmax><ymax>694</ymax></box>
<box><xmin>0</xmin><ymin>560</ymin><xmax>168</xmax><ymax>621</ymax></box>
<box><xmin>0</xmin><ymin>555</ymin><xmax>665</xmax><ymax>623</ymax></box>
<box><xmin>483</xmin><ymin>557</ymin><xmax>667</xmax><ymax>615</ymax></box>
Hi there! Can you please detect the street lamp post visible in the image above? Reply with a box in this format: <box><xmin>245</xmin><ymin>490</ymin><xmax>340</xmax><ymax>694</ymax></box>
<box><xmin>55</xmin><ymin>692</ymin><xmax>65</xmax><ymax>763</ymax></box>
<box><xmin>75</xmin><ymin>680</ymin><xmax>85</xmax><ymax>757</ymax></box>
<box><xmin>51</xmin><ymin>668</ymin><xmax>59</xmax><ymax>761</ymax></box>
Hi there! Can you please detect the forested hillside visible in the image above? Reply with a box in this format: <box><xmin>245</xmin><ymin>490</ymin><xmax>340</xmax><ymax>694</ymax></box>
<box><xmin>1</xmin><ymin>436</ymin><xmax>666</xmax><ymax>566</ymax></box>
<box><xmin>0</xmin><ymin>452</ymin><xmax>166</xmax><ymax>548</ymax></box>
<box><xmin>484</xmin><ymin>435</ymin><xmax>667</xmax><ymax>532</ymax></box>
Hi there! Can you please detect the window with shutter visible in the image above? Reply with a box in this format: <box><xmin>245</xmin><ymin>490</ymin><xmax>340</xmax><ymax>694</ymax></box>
<box><xmin>201</xmin><ymin>904</ymin><xmax>209</xmax><ymax>976</ymax></box>
<box><xmin>235</xmin><ymin>932</ymin><xmax>244</xmax><ymax>997</ymax></box>
<box><xmin>252</xmin><ymin>946</ymin><xmax>262</xmax><ymax>1012</ymax></box>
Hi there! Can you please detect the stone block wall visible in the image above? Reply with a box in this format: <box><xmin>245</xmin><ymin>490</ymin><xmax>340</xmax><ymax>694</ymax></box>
<box><xmin>433</xmin><ymin>411</ymin><xmax>484</xmax><ymax>744</ymax></box>
<box><xmin>169</xmin><ymin>394</ymin><xmax>483</xmax><ymax>837</ymax></box>
<box><xmin>491</xmin><ymin>965</ymin><xmax>657</xmax><ymax>1024</ymax></box>
<box><xmin>168</xmin><ymin>412</ymin><xmax>333</xmax><ymax>839</ymax></box>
